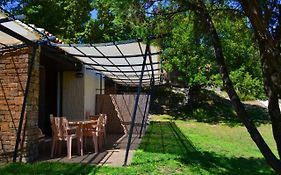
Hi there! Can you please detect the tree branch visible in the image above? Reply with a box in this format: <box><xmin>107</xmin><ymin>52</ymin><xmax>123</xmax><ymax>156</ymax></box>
<box><xmin>274</xmin><ymin>5</ymin><xmax>281</xmax><ymax>45</ymax></box>
<box><xmin>209</xmin><ymin>7</ymin><xmax>245</xmax><ymax>16</ymax></box>
<box><xmin>145</xmin><ymin>6</ymin><xmax>244</xmax><ymax>18</ymax></box>
<box><xmin>145</xmin><ymin>8</ymin><xmax>189</xmax><ymax>17</ymax></box>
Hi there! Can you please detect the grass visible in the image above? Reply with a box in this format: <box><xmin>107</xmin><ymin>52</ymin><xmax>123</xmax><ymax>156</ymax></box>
<box><xmin>0</xmin><ymin>162</ymin><xmax>94</xmax><ymax>175</ymax></box>
<box><xmin>0</xmin><ymin>115</ymin><xmax>276</xmax><ymax>175</ymax></box>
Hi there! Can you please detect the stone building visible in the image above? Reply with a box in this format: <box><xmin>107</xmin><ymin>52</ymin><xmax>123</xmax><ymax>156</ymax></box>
<box><xmin>0</xmin><ymin>13</ymin><xmax>103</xmax><ymax>163</ymax></box>
<box><xmin>0</xmin><ymin>47</ymin><xmax>40</xmax><ymax>162</ymax></box>
<box><xmin>0</xmin><ymin>11</ymin><xmax>161</xmax><ymax>165</ymax></box>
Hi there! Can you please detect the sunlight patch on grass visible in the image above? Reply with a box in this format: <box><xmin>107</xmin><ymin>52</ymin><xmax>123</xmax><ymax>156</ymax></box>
<box><xmin>176</xmin><ymin>119</ymin><xmax>277</xmax><ymax>158</ymax></box>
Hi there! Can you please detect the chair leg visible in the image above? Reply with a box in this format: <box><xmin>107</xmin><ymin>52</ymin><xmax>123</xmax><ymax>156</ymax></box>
<box><xmin>84</xmin><ymin>136</ymin><xmax>87</xmax><ymax>152</ymax></box>
<box><xmin>103</xmin><ymin>130</ymin><xmax>106</xmax><ymax>143</ymax></box>
<box><xmin>98</xmin><ymin>134</ymin><xmax>103</xmax><ymax>150</ymax></box>
<box><xmin>67</xmin><ymin>137</ymin><xmax>72</xmax><ymax>159</ymax></box>
<box><xmin>51</xmin><ymin>139</ymin><xmax>56</xmax><ymax>158</ymax></box>
<box><xmin>77</xmin><ymin>136</ymin><xmax>83</xmax><ymax>156</ymax></box>
<box><xmin>58</xmin><ymin>141</ymin><xmax>62</xmax><ymax>155</ymax></box>
<box><xmin>93</xmin><ymin>136</ymin><xmax>98</xmax><ymax>153</ymax></box>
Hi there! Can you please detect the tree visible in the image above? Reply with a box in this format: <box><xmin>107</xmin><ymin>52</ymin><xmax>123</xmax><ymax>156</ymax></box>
<box><xmin>81</xmin><ymin>1</ymin><xmax>135</xmax><ymax>43</ymax></box>
<box><xmin>190</xmin><ymin>1</ymin><xmax>281</xmax><ymax>172</ymax></box>
<box><xmin>93</xmin><ymin>0</ymin><xmax>264</xmax><ymax>99</ymax></box>
<box><xmin>94</xmin><ymin>0</ymin><xmax>281</xmax><ymax>173</ymax></box>
<box><xmin>237</xmin><ymin>0</ymin><xmax>281</xmax><ymax>165</ymax></box>
<box><xmin>19</xmin><ymin>0</ymin><xmax>93</xmax><ymax>43</ymax></box>
<box><xmin>162</xmin><ymin>8</ymin><xmax>264</xmax><ymax>100</ymax></box>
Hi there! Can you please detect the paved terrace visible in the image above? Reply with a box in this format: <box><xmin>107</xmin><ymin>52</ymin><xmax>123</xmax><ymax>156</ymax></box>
<box><xmin>38</xmin><ymin>134</ymin><xmax>142</xmax><ymax>166</ymax></box>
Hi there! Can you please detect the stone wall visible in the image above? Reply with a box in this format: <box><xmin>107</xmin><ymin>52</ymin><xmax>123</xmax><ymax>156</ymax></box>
<box><xmin>0</xmin><ymin>46</ymin><xmax>40</xmax><ymax>163</ymax></box>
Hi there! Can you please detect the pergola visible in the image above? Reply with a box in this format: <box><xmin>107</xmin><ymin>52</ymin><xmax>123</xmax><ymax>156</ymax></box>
<box><xmin>53</xmin><ymin>41</ymin><xmax>162</xmax><ymax>165</ymax></box>
<box><xmin>0</xmin><ymin>10</ymin><xmax>163</xmax><ymax>165</ymax></box>
<box><xmin>56</xmin><ymin>41</ymin><xmax>161</xmax><ymax>87</ymax></box>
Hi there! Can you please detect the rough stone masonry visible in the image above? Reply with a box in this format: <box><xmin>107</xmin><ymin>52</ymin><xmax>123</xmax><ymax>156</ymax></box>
<box><xmin>0</xmin><ymin>46</ymin><xmax>40</xmax><ymax>163</ymax></box>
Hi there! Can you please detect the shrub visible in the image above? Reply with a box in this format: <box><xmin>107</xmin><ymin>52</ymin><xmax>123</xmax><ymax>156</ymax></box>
<box><xmin>229</xmin><ymin>67</ymin><xmax>266</xmax><ymax>100</ymax></box>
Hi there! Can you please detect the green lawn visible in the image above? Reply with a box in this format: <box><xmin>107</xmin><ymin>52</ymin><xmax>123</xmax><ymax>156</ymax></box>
<box><xmin>0</xmin><ymin>115</ymin><xmax>276</xmax><ymax>175</ymax></box>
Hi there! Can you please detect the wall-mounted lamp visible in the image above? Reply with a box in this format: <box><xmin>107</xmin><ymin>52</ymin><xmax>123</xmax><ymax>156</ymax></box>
<box><xmin>75</xmin><ymin>72</ymin><xmax>83</xmax><ymax>78</ymax></box>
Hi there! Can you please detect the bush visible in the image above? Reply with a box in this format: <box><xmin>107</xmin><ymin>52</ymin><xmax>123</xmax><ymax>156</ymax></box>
<box><xmin>150</xmin><ymin>85</ymin><xmax>187</xmax><ymax>114</ymax></box>
<box><xmin>229</xmin><ymin>67</ymin><xmax>266</xmax><ymax>100</ymax></box>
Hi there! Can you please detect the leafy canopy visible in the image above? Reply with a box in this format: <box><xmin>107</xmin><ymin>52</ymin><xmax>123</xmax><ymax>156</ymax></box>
<box><xmin>2</xmin><ymin>0</ymin><xmax>265</xmax><ymax>100</ymax></box>
<box><xmin>20</xmin><ymin>0</ymin><xmax>93</xmax><ymax>43</ymax></box>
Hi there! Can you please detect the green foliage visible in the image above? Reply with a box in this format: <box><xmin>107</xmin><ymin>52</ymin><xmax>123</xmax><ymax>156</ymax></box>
<box><xmin>150</xmin><ymin>85</ymin><xmax>187</xmax><ymax>114</ymax></box>
<box><xmin>159</xmin><ymin>9</ymin><xmax>264</xmax><ymax>100</ymax></box>
<box><xmin>172</xmin><ymin>89</ymin><xmax>269</xmax><ymax>126</ymax></box>
<box><xmin>81</xmin><ymin>1</ymin><xmax>136</xmax><ymax>43</ymax></box>
<box><xmin>21</xmin><ymin>0</ymin><xmax>93</xmax><ymax>43</ymax></box>
<box><xmin>162</xmin><ymin>13</ymin><xmax>218</xmax><ymax>87</ymax></box>
<box><xmin>15</xmin><ymin>0</ymin><xmax>264</xmax><ymax>102</ymax></box>
<box><xmin>6</xmin><ymin>0</ymin><xmax>265</xmax><ymax>101</ymax></box>
<box><xmin>213</xmin><ymin>12</ymin><xmax>262</xmax><ymax>77</ymax></box>
<box><xmin>230</xmin><ymin>67</ymin><xmax>266</xmax><ymax>100</ymax></box>
<box><xmin>211</xmin><ymin>12</ymin><xmax>265</xmax><ymax>100</ymax></box>
<box><xmin>86</xmin><ymin>0</ymin><xmax>175</xmax><ymax>41</ymax></box>
<box><xmin>89</xmin><ymin>1</ymin><xmax>264</xmax><ymax>101</ymax></box>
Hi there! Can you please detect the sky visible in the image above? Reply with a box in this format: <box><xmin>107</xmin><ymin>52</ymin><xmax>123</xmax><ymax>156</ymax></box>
<box><xmin>2</xmin><ymin>1</ymin><xmax>20</xmax><ymax>11</ymax></box>
<box><xmin>90</xmin><ymin>9</ymin><xmax>98</xmax><ymax>19</ymax></box>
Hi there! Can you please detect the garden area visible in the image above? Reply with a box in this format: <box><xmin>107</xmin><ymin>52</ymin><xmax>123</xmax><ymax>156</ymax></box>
<box><xmin>0</xmin><ymin>90</ymin><xmax>276</xmax><ymax>174</ymax></box>
<box><xmin>1</xmin><ymin>0</ymin><xmax>281</xmax><ymax>174</ymax></box>
<box><xmin>0</xmin><ymin>114</ymin><xmax>275</xmax><ymax>175</ymax></box>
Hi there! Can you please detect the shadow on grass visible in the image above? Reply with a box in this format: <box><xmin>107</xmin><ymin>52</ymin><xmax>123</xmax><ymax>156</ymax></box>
<box><xmin>137</xmin><ymin>121</ymin><xmax>274</xmax><ymax>175</ymax></box>
<box><xmin>0</xmin><ymin>162</ymin><xmax>94</xmax><ymax>175</ymax></box>
<box><xmin>172</xmin><ymin>90</ymin><xmax>270</xmax><ymax>127</ymax></box>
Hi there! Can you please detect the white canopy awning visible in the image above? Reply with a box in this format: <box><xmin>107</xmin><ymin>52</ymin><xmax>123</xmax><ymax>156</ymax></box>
<box><xmin>56</xmin><ymin>40</ymin><xmax>162</xmax><ymax>87</ymax></box>
<box><xmin>0</xmin><ymin>12</ymin><xmax>41</xmax><ymax>48</ymax></box>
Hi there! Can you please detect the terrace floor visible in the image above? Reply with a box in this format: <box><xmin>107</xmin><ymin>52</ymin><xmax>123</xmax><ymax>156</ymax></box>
<box><xmin>37</xmin><ymin>134</ymin><xmax>142</xmax><ymax>166</ymax></box>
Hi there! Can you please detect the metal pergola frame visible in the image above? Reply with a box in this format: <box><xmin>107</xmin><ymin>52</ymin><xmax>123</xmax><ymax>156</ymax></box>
<box><xmin>55</xmin><ymin>40</ymin><xmax>161</xmax><ymax>165</ymax></box>
<box><xmin>123</xmin><ymin>40</ymin><xmax>152</xmax><ymax>165</ymax></box>
<box><xmin>0</xmin><ymin>9</ymin><xmax>163</xmax><ymax>165</ymax></box>
<box><xmin>54</xmin><ymin>40</ymin><xmax>161</xmax><ymax>87</ymax></box>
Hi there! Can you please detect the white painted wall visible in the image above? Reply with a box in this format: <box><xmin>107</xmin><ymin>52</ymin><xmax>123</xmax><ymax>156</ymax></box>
<box><xmin>62</xmin><ymin>71</ymin><xmax>84</xmax><ymax>121</ymax></box>
<box><xmin>84</xmin><ymin>67</ymin><xmax>101</xmax><ymax>118</ymax></box>
<box><xmin>62</xmin><ymin>66</ymin><xmax>104</xmax><ymax>121</ymax></box>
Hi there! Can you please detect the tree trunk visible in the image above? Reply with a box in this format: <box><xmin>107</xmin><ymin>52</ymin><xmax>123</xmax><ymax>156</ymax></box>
<box><xmin>188</xmin><ymin>84</ymin><xmax>202</xmax><ymax>107</ymax></box>
<box><xmin>259</xmin><ymin>41</ymin><xmax>281</xmax><ymax>159</ymax></box>
<box><xmin>196</xmin><ymin>1</ymin><xmax>281</xmax><ymax>173</ymax></box>
<box><xmin>238</xmin><ymin>0</ymin><xmax>281</xmax><ymax>160</ymax></box>
<box><xmin>268</xmin><ymin>88</ymin><xmax>281</xmax><ymax>158</ymax></box>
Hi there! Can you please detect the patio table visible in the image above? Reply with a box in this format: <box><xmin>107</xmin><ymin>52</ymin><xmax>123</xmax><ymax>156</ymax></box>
<box><xmin>68</xmin><ymin>119</ymin><xmax>99</xmax><ymax>156</ymax></box>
